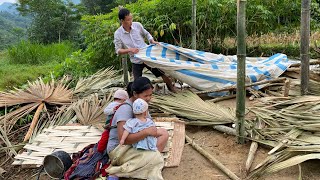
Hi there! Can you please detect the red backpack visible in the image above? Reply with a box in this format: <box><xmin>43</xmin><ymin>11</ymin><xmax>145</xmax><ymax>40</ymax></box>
<box><xmin>64</xmin><ymin>102</ymin><xmax>131</xmax><ymax>179</ymax></box>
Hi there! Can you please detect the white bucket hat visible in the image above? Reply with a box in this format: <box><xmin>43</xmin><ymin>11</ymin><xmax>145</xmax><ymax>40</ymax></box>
<box><xmin>114</xmin><ymin>89</ymin><xmax>129</xmax><ymax>100</ymax></box>
<box><xmin>133</xmin><ymin>98</ymin><xmax>148</xmax><ymax>114</ymax></box>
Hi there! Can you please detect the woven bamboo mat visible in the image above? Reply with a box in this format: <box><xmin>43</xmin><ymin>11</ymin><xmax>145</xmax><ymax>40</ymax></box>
<box><xmin>13</xmin><ymin>118</ymin><xmax>185</xmax><ymax>168</ymax></box>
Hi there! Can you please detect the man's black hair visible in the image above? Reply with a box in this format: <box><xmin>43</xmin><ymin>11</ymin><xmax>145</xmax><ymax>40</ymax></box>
<box><xmin>118</xmin><ymin>8</ymin><xmax>130</xmax><ymax>21</ymax></box>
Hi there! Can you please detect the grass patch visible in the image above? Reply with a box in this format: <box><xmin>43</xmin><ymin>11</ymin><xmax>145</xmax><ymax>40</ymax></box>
<box><xmin>0</xmin><ymin>51</ymin><xmax>58</xmax><ymax>91</ymax></box>
<box><xmin>7</xmin><ymin>41</ymin><xmax>75</xmax><ymax>65</ymax></box>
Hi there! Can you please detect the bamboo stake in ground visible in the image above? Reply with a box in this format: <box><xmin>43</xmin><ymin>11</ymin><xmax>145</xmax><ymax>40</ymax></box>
<box><xmin>236</xmin><ymin>0</ymin><xmax>247</xmax><ymax>144</ymax></box>
<box><xmin>300</xmin><ymin>0</ymin><xmax>311</xmax><ymax>95</ymax></box>
<box><xmin>23</xmin><ymin>102</ymin><xmax>44</xmax><ymax>142</ymax></box>
<box><xmin>191</xmin><ymin>0</ymin><xmax>197</xmax><ymax>49</ymax></box>
<box><xmin>185</xmin><ymin>135</ymin><xmax>240</xmax><ymax>180</ymax></box>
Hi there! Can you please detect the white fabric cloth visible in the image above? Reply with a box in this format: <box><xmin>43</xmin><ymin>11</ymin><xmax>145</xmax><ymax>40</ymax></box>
<box><xmin>134</xmin><ymin>43</ymin><xmax>295</xmax><ymax>91</ymax></box>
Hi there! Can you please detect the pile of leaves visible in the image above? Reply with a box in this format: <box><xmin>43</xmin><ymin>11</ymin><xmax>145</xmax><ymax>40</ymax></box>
<box><xmin>247</xmin><ymin>96</ymin><xmax>320</xmax><ymax>179</ymax></box>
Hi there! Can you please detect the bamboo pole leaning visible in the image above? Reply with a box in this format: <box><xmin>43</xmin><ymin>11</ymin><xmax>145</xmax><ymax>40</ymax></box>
<box><xmin>186</xmin><ymin>135</ymin><xmax>240</xmax><ymax>180</ymax></box>
<box><xmin>196</xmin><ymin>77</ymin><xmax>286</xmax><ymax>95</ymax></box>
<box><xmin>23</xmin><ymin>102</ymin><xmax>44</xmax><ymax>142</ymax></box>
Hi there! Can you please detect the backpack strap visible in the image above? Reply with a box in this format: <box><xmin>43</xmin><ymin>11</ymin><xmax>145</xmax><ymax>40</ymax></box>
<box><xmin>108</xmin><ymin>102</ymin><xmax>132</xmax><ymax>129</ymax></box>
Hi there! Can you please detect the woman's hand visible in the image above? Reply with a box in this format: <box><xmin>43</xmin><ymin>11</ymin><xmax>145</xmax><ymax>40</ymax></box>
<box><xmin>144</xmin><ymin>126</ymin><xmax>158</xmax><ymax>137</ymax></box>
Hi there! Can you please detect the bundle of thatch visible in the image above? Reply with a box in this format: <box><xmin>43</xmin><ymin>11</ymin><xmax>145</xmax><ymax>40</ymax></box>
<box><xmin>151</xmin><ymin>90</ymin><xmax>236</xmax><ymax>126</ymax></box>
<box><xmin>247</xmin><ymin>96</ymin><xmax>320</xmax><ymax>179</ymax></box>
<box><xmin>0</xmin><ymin>78</ymin><xmax>73</xmax><ymax>142</ymax></box>
<box><xmin>0</xmin><ymin>67</ymin><xmax>119</xmax><ymax>154</ymax></box>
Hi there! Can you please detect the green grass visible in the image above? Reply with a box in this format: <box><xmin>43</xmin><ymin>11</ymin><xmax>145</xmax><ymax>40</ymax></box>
<box><xmin>7</xmin><ymin>41</ymin><xmax>75</xmax><ymax>65</ymax></box>
<box><xmin>0</xmin><ymin>51</ymin><xmax>58</xmax><ymax>91</ymax></box>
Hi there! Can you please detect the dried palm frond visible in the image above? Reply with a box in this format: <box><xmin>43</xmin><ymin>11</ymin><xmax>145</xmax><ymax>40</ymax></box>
<box><xmin>248</xmin><ymin>95</ymin><xmax>320</xmax><ymax>178</ymax></box>
<box><xmin>74</xmin><ymin>67</ymin><xmax>120</xmax><ymax>97</ymax></box>
<box><xmin>72</xmin><ymin>93</ymin><xmax>112</xmax><ymax>125</ymax></box>
<box><xmin>151</xmin><ymin>91</ymin><xmax>236</xmax><ymax>126</ymax></box>
<box><xmin>0</xmin><ymin>78</ymin><xmax>73</xmax><ymax>140</ymax></box>
<box><xmin>0</xmin><ymin>122</ymin><xmax>17</xmax><ymax>157</ymax></box>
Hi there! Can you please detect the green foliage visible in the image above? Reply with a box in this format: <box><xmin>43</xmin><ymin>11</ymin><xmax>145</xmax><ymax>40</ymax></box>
<box><xmin>55</xmin><ymin>0</ymin><xmax>320</xmax><ymax>80</ymax></box>
<box><xmin>0</xmin><ymin>51</ymin><xmax>58</xmax><ymax>91</ymax></box>
<box><xmin>53</xmin><ymin>49</ymin><xmax>92</xmax><ymax>80</ymax></box>
<box><xmin>17</xmin><ymin>0</ymin><xmax>84</xmax><ymax>44</ymax></box>
<box><xmin>7</xmin><ymin>41</ymin><xmax>75</xmax><ymax>65</ymax></box>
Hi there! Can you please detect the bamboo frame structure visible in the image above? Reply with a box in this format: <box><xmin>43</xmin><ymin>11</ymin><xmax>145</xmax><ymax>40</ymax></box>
<box><xmin>192</xmin><ymin>0</ymin><xmax>197</xmax><ymax>49</ymax></box>
<box><xmin>300</xmin><ymin>0</ymin><xmax>311</xmax><ymax>95</ymax></box>
<box><xmin>236</xmin><ymin>0</ymin><xmax>246</xmax><ymax>144</ymax></box>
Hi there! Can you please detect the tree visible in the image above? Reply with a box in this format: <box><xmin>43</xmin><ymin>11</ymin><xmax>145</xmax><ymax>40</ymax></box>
<box><xmin>17</xmin><ymin>0</ymin><xmax>83</xmax><ymax>44</ymax></box>
<box><xmin>81</xmin><ymin>0</ymin><xmax>113</xmax><ymax>15</ymax></box>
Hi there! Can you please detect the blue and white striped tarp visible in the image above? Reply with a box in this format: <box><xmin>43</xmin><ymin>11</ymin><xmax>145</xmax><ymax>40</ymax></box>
<box><xmin>134</xmin><ymin>43</ymin><xmax>293</xmax><ymax>91</ymax></box>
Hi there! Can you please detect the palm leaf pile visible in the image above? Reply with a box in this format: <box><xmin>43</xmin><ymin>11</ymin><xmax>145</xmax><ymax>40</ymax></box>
<box><xmin>289</xmin><ymin>79</ymin><xmax>320</xmax><ymax>96</ymax></box>
<box><xmin>0</xmin><ymin>67</ymin><xmax>119</xmax><ymax>154</ymax></box>
<box><xmin>247</xmin><ymin>96</ymin><xmax>320</xmax><ymax>179</ymax></box>
<box><xmin>0</xmin><ymin>78</ymin><xmax>73</xmax><ymax>141</ymax></box>
<box><xmin>74</xmin><ymin>67</ymin><xmax>120</xmax><ymax>97</ymax></box>
<box><xmin>72</xmin><ymin>93</ymin><xmax>112</xmax><ymax>125</ymax></box>
<box><xmin>151</xmin><ymin>90</ymin><xmax>237</xmax><ymax>126</ymax></box>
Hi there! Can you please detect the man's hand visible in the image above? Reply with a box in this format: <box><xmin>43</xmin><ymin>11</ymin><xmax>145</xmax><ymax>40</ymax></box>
<box><xmin>144</xmin><ymin>126</ymin><xmax>157</xmax><ymax>137</ymax></box>
<box><xmin>150</xmin><ymin>39</ymin><xmax>159</xmax><ymax>45</ymax></box>
<box><xmin>129</xmin><ymin>48</ymin><xmax>139</xmax><ymax>54</ymax></box>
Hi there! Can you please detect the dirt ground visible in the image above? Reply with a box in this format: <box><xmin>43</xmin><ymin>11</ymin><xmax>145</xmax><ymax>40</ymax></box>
<box><xmin>1</xmin><ymin>98</ymin><xmax>320</xmax><ymax>180</ymax></box>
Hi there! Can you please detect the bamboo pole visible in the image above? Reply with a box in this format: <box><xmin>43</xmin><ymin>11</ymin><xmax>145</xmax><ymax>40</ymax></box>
<box><xmin>192</xmin><ymin>0</ymin><xmax>197</xmax><ymax>49</ymax></box>
<box><xmin>300</xmin><ymin>0</ymin><xmax>311</xmax><ymax>95</ymax></box>
<box><xmin>23</xmin><ymin>102</ymin><xmax>44</xmax><ymax>142</ymax></box>
<box><xmin>236</xmin><ymin>0</ymin><xmax>246</xmax><ymax>144</ymax></box>
<box><xmin>186</xmin><ymin>135</ymin><xmax>240</xmax><ymax>180</ymax></box>
<box><xmin>213</xmin><ymin>125</ymin><xmax>236</xmax><ymax>136</ymax></box>
<box><xmin>207</xmin><ymin>94</ymin><xmax>236</xmax><ymax>103</ymax></box>
<box><xmin>196</xmin><ymin>77</ymin><xmax>287</xmax><ymax>94</ymax></box>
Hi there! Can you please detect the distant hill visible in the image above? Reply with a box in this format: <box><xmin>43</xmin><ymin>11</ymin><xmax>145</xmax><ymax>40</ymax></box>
<box><xmin>0</xmin><ymin>2</ymin><xmax>18</xmax><ymax>14</ymax></box>
<box><xmin>0</xmin><ymin>10</ymin><xmax>31</xmax><ymax>50</ymax></box>
<box><xmin>0</xmin><ymin>0</ymin><xmax>80</xmax><ymax>50</ymax></box>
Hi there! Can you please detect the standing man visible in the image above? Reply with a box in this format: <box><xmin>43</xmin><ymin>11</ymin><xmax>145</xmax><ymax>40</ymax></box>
<box><xmin>114</xmin><ymin>8</ymin><xmax>176</xmax><ymax>92</ymax></box>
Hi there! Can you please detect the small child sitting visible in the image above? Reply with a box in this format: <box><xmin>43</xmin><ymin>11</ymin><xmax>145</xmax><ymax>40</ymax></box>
<box><xmin>104</xmin><ymin>89</ymin><xmax>129</xmax><ymax>125</ymax></box>
<box><xmin>120</xmin><ymin>98</ymin><xmax>157</xmax><ymax>151</ymax></box>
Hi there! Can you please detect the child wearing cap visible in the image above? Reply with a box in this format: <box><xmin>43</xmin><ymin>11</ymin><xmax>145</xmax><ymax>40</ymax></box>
<box><xmin>120</xmin><ymin>98</ymin><xmax>158</xmax><ymax>151</ymax></box>
<box><xmin>104</xmin><ymin>89</ymin><xmax>129</xmax><ymax>125</ymax></box>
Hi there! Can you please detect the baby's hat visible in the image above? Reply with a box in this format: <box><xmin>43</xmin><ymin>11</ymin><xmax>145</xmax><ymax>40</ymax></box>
<box><xmin>133</xmin><ymin>98</ymin><xmax>148</xmax><ymax>114</ymax></box>
<box><xmin>114</xmin><ymin>89</ymin><xmax>129</xmax><ymax>100</ymax></box>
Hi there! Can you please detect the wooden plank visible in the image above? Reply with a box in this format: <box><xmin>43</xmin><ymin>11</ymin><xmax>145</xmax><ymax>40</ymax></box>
<box><xmin>41</xmin><ymin>132</ymin><xmax>101</xmax><ymax>137</ymax></box>
<box><xmin>165</xmin><ymin>121</ymin><xmax>185</xmax><ymax>167</ymax></box>
<box><xmin>24</xmin><ymin>144</ymin><xmax>53</xmax><ymax>152</ymax></box>
<box><xmin>34</xmin><ymin>136</ymin><xmax>100</xmax><ymax>143</ymax></box>
<box><xmin>43</xmin><ymin>128</ymin><xmax>102</xmax><ymax>134</ymax></box>
<box><xmin>12</xmin><ymin>160</ymin><xmax>22</xmax><ymax>165</ymax></box>
<box><xmin>36</xmin><ymin>142</ymin><xmax>91</xmax><ymax>149</ymax></box>
<box><xmin>15</xmin><ymin>154</ymin><xmax>44</xmax><ymax>161</ymax></box>
<box><xmin>154</xmin><ymin>117</ymin><xmax>182</xmax><ymax>123</ymax></box>
<box><xmin>53</xmin><ymin>126</ymin><xmax>92</xmax><ymax>130</ymax></box>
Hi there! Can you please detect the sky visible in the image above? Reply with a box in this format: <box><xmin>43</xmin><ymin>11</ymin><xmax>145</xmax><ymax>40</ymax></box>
<box><xmin>0</xmin><ymin>0</ymin><xmax>17</xmax><ymax>5</ymax></box>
